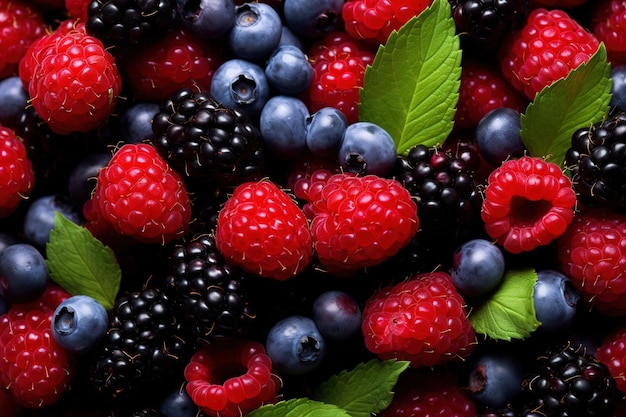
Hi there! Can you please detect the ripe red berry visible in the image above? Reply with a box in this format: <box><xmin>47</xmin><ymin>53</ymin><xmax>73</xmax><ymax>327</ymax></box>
<box><xmin>0</xmin><ymin>0</ymin><xmax>45</xmax><ymax>78</ymax></box>
<box><xmin>64</xmin><ymin>0</ymin><xmax>90</xmax><ymax>21</ymax></box>
<box><xmin>0</xmin><ymin>126</ymin><xmax>35</xmax><ymax>218</ymax></box>
<box><xmin>215</xmin><ymin>180</ymin><xmax>313</xmax><ymax>281</ymax></box>
<box><xmin>362</xmin><ymin>271</ymin><xmax>476</xmax><ymax>367</ymax></box>
<box><xmin>592</xmin><ymin>0</ymin><xmax>626</xmax><ymax>65</ymax></box>
<box><xmin>597</xmin><ymin>324</ymin><xmax>626</xmax><ymax>394</ymax></box>
<box><xmin>91</xmin><ymin>143</ymin><xmax>192</xmax><ymax>245</ymax></box>
<box><xmin>481</xmin><ymin>156</ymin><xmax>577</xmax><ymax>254</ymax></box>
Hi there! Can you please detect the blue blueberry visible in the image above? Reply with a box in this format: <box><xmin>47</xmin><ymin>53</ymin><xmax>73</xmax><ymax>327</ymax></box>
<box><xmin>52</xmin><ymin>295</ymin><xmax>109</xmax><ymax>353</ymax></box>
<box><xmin>338</xmin><ymin>121</ymin><xmax>397</xmax><ymax>176</ymax></box>
<box><xmin>475</xmin><ymin>107</ymin><xmax>525</xmax><ymax>167</ymax></box>
<box><xmin>610</xmin><ymin>64</ymin><xmax>626</xmax><ymax>112</ymax></box>
<box><xmin>0</xmin><ymin>76</ymin><xmax>28</xmax><ymax>129</ymax></box>
<box><xmin>278</xmin><ymin>25</ymin><xmax>305</xmax><ymax>51</ymax></box>
<box><xmin>23</xmin><ymin>195</ymin><xmax>81</xmax><ymax>249</ymax></box>
<box><xmin>265</xmin><ymin>45</ymin><xmax>314</xmax><ymax>95</ymax></box>
<box><xmin>177</xmin><ymin>0</ymin><xmax>235</xmax><ymax>39</ymax></box>
<box><xmin>259</xmin><ymin>95</ymin><xmax>309</xmax><ymax>160</ymax></box>
<box><xmin>450</xmin><ymin>238</ymin><xmax>505</xmax><ymax>298</ymax></box>
<box><xmin>0</xmin><ymin>243</ymin><xmax>48</xmax><ymax>303</ymax></box>
<box><xmin>210</xmin><ymin>58</ymin><xmax>271</xmax><ymax>118</ymax></box>
<box><xmin>158</xmin><ymin>383</ymin><xmax>198</xmax><ymax>417</ymax></box>
<box><xmin>120</xmin><ymin>101</ymin><xmax>160</xmax><ymax>144</ymax></box>
<box><xmin>283</xmin><ymin>0</ymin><xmax>344</xmax><ymax>38</ymax></box>
<box><xmin>311</xmin><ymin>290</ymin><xmax>361</xmax><ymax>341</ymax></box>
<box><xmin>305</xmin><ymin>107</ymin><xmax>348</xmax><ymax>158</ymax></box>
<box><xmin>68</xmin><ymin>153</ymin><xmax>111</xmax><ymax>208</ymax></box>
<box><xmin>228</xmin><ymin>3</ymin><xmax>282</xmax><ymax>62</ymax></box>
<box><xmin>533</xmin><ymin>269</ymin><xmax>580</xmax><ymax>333</ymax></box>
<box><xmin>468</xmin><ymin>350</ymin><xmax>524</xmax><ymax>408</ymax></box>
<box><xmin>0</xmin><ymin>232</ymin><xmax>19</xmax><ymax>256</ymax></box>
<box><xmin>265</xmin><ymin>315</ymin><xmax>326</xmax><ymax>375</ymax></box>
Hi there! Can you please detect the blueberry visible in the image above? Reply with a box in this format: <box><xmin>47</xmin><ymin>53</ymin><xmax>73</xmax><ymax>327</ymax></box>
<box><xmin>338</xmin><ymin>121</ymin><xmax>397</xmax><ymax>176</ymax></box>
<box><xmin>475</xmin><ymin>107</ymin><xmax>525</xmax><ymax>167</ymax></box>
<box><xmin>0</xmin><ymin>232</ymin><xmax>19</xmax><ymax>256</ymax></box>
<box><xmin>311</xmin><ymin>290</ymin><xmax>361</xmax><ymax>341</ymax></box>
<box><xmin>0</xmin><ymin>243</ymin><xmax>49</xmax><ymax>303</ymax></box>
<box><xmin>265</xmin><ymin>45</ymin><xmax>314</xmax><ymax>95</ymax></box>
<box><xmin>210</xmin><ymin>58</ymin><xmax>271</xmax><ymax>118</ymax></box>
<box><xmin>259</xmin><ymin>95</ymin><xmax>309</xmax><ymax>160</ymax></box>
<box><xmin>283</xmin><ymin>0</ymin><xmax>344</xmax><ymax>38</ymax></box>
<box><xmin>278</xmin><ymin>25</ymin><xmax>305</xmax><ymax>51</ymax></box>
<box><xmin>228</xmin><ymin>3</ymin><xmax>282</xmax><ymax>62</ymax></box>
<box><xmin>265</xmin><ymin>315</ymin><xmax>326</xmax><ymax>375</ymax></box>
<box><xmin>305</xmin><ymin>107</ymin><xmax>348</xmax><ymax>158</ymax></box>
<box><xmin>23</xmin><ymin>195</ymin><xmax>81</xmax><ymax>249</ymax></box>
<box><xmin>611</xmin><ymin>64</ymin><xmax>626</xmax><ymax>112</ymax></box>
<box><xmin>468</xmin><ymin>350</ymin><xmax>524</xmax><ymax>408</ymax></box>
<box><xmin>52</xmin><ymin>295</ymin><xmax>109</xmax><ymax>353</ymax></box>
<box><xmin>450</xmin><ymin>238</ymin><xmax>505</xmax><ymax>298</ymax></box>
<box><xmin>177</xmin><ymin>0</ymin><xmax>236</xmax><ymax>39</ymax></box>
<box><xmin>120</xmin><ymin>101</ymin><xmax>160</xmax><ymax>144</ymax></box>
<box><xmin>158</xmin><ymin>383</ymin><xmax>198</xmax><ymax>417</ymax></box>
<box><xmin>68</xmin><ymin>153</ymin><xmax>111</xmax><ymax>208</ymax></box>
<box><xmin>0</xmin><ymin>76</ymin><xmax>28</xmax><ymax>129</ymax></box>
<box><xmin>533</xmin><ymin>269</ymin><xmax>581</xmax><ymax>333</ymax></box>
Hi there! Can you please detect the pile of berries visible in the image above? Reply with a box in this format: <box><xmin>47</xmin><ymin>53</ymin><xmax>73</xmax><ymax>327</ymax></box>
<box><xmin>1</xmin><ymin>0</ymin><xmax>626</xmax><ymax>416</ymax></box>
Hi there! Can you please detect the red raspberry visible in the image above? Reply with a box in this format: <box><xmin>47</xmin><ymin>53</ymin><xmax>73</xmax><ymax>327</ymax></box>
<box><xmin>557</xmin><ymin>209</ymin><xmax>626</xmax><ymax>316</ymax></box>
<box><xmin>64</xmin><ymin>0</ymin><xmax>90</xmax><ymax>21</ymax></box>
<box><xmin>306</xmin><ymin>32</ymin><xmax>375</xmax><ymax>124</ymax></box>
<box><xmin>455</xmin><ymin>59</ymin><xmax>527</xmax><ymax>130</ymax></box>
<box><xmin>18</xmin><ymin>22</ymin><xmax>122</xmax><ymax>135</ymax></box>
<box><xmin>184</xmin><ymin>340</ymin><xmax>281</xmax><ymax>417</ymax></box>
<box><xmin>0</xmin><ymin>126</ymin><xmax>35</xmax><ymax>218</ymax></box>
<box><xmin>592</xmin><ymin>0</ymin><xmax>626</xmax><ymax>65</ymax></box>
<box><xmin>0</xmin><ymin>0</ymin><xmax>45</xmax><ymax>78</ymax></box>
<box><xmin>342</xmin><ymin>0</ymin><xmax>432</xmax><ymax>45</ymax></box>
<box><xmin>597</xmin><ymin>324</ymin><xmax>626</xmax><ymax>393</ymax></box>
<box><xmin>0</xmin><ymin>285</ymin><xmax>72</xmax><ymax>408</ymax></box>
<box><xmin>121</xmin><ymin>27</ymin><xmax>223</xmax><ymax>102</ymax></box>
<box><xmin>308</xmin><ymin>173</ymin><xmax>419</xmax><ymax>277</ymax></box>
<box><xmin>91</xmin><ymin>143</ymin><xmax>192</xmax><ymax>245</ymax></box>
<box><xmin>215</xmin><ymin>180</ymin><xmax>313</xmax><ymax>281</ymax></box>
<box><xmin>481</xmin><ymin>156</ymin><xmax>577</xmax><ymax>254</ymax></box>
<box><xmin>362</xmin><ymin>271</ymin><xmax>476</xmax><ymax>367</ymax></box>
<box><xmin>499</xmin><ymin>8</ymin><xmax>600</xmax><ymax>100</ymax></box>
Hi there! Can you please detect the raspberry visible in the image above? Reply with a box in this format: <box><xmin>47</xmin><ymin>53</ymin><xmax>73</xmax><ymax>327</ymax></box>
<box><xmin>361</xmin><ymin>271</ymin><xmax>476</xmax><ymax>367</ymax></box>
<box><xmin>308</xmin><ymin>173</ymin><xmax>420</xmax><ymax>277</ymax></box>
<box><xmin>65</xmin><ymin>0</ymin><xmax>90</xmax><ymax>20</ymax></box>
<box><xmin>215</xmin><ymin>180</ymin><xmax>313</xmax><ymax>281</ymax></box>
<box><xmin>557</xmin><ymin>208</ymin><xmax>626</xmax><ymax>316</ymax></box>
<box><xmin>91</xmin><ymin>143</ymin><xmax>192</xmax><ymax>245</ymax></box>
<box><xmin>19</xmin><ymin>22</ymin><xmax>123</xmax><ymax>135</ymax></box>
<box><xmin>0</xmin><ymin>126</ymin><xmax>35</xmax><ymax>218</ymax></box>
<box><xmin>499</xmin><ymin>8</ymin><xmax>600</xmax><ymax>100</ymax></box>
<box><xmin>184</xmin><ymin>340</ymin><xmax>281</xmax><ymax>417</ymax></box>
<box><xmin>0</xmin><ymin>285</ymin><xmax>71</xmax><ymax>408</ymax></box>
<box><xmin>481</xmin><ymin>156</ymin><xmax>577</xmax><ymax>254</ymax></box>
<box><xmin>597</xmin><ymin>324</ymin><xmax>626</xmax><ymax>394</ymax></box>
<box><xmin>342</xmin><ymin>0</ymin><xmax>432</xmax><ymax>45</ymax></box>
<box><xmin>592</xmin><ymin>0</ymin><xmax>626</xmax><ymax>65</ymax></box>
<box><xmin>0</xmin><ymin>0</ymin><xmax>45</xmax><ymax>78</ymax></box>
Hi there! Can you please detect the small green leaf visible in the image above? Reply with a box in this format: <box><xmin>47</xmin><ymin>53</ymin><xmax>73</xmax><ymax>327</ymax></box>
<box><xmin>358</xmin><ymin>0</ymin><xmax>461</xmax><ymax>155</ymax></box>
<box><xmin>469</xmin><ymin>268</ymin><xmax>541</xmax><ymax>341</ymax></box>
<box><xmin>312</xmin><ymin>359</ymin><xmax>410</xmax><ymax>417</ymax></box>
<box><xmin>520</xmin><ymin>44</ymin><xmax>612</xmax><ymax>166</ymax></box>
<box><xmin>46</xmin><ymin>211</ymin><xmax>121</xmax><ymax>310</ymax></box>
<box><xmin>248</xmin><ymin>398</ymin><xmax>351</xmax><ymax>417</ymax></box>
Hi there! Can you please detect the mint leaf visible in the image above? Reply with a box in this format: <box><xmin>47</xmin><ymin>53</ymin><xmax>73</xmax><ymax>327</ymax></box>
<box><xmin>358</xmin><ymin>0</ymin><xmax>461</xmax><ymax>155</ymax></box>
<box><xmin>248</xmin><ymin>398</ymin><xmax>351</xmax><ymax>417</ymax></box>
<box><xmin>469</xmin><ymin>268</ymin><xmax>540</xmax><ymax>341</ymax></box>
<box><xmin>46</xmin><ymin>211</ymin><xmax>121</xmax><ymax>310</ymax></box>
<box><xmin>313</xmin><ymin>359</ymin><xmax>410</xmax><ymax>417</ymax></box>
<box><xmin>520</xmin><ymin>44</ymin><xmax>612</xmax><ymax>166</ymax></box>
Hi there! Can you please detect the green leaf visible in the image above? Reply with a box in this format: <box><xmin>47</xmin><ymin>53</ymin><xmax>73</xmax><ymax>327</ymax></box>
<box><xmin>312</xmin><ymin>359</ymin><xmax>410</xmax><ymax>417</ymax></box>
<box><xmin>248</xmin><ymin>398</ymin><xmax>351</xmax><ymax>417</ymax></box>
<box><xmin>46</xmin><ymin>211</ymin><xmax>121</xmax><ymax>310</ymax></box>
<box><xmin>358</xmin><ymin>0</ymin><xmax>461</xmax><ymax>155</ymax></box>
<box><xmin>520</xmin><ymin>43</ymin><xmax>612</xmax><ymax>166</ymax></box>
<box><xmin>469</xmin><ymin>268</ymin><xmax>541</xmax><ymax>341</ymax></box>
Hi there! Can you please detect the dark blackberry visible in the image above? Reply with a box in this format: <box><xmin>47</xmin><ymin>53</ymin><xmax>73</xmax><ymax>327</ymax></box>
<box><xmin>89</xmin><ymin>287</ymin><xmax>190</xmax><ymax>400</ymax></box>
<box><xmin>127</xmin><ymin>409</ymin><xmax>166</xmax><ymax>417</ymax></box>
<box><xmin>477</xmin><ymin>408</ymin><xmax>520</xmax><ymax>417</ymax></box>
<box><xmin>565</xmin><ymin>112</ymin><xmax>626</xmax><ymax>210</ymax></box>
<box><xmin>164</xmin><ymin>235</ymin><xmax>256</xmax><ymax>342</ymax></box>
<box><xmin>151</xmin><ymin>88</ymin><xmax>265</xmax><ymax>189</ymax></box>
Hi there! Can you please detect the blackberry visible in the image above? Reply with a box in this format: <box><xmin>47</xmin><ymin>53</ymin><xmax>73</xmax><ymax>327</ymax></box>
<box><xmin>151</xmin><ymin>88</ymin><xmax>265</xmax><ymax>189</ymax></box>
<box><xmin>565</xmin><ymin>112</ymin><xmax>626</xmax><ymax>210</ymax></box>
<box><xmin>127</xmin><ymin>409</ymin><xmax>166</xmax><ymax>417</ymax></box>
<box><xmin>477</xmin><ymin>408</ymin><xmax>520</xmax><ymax>417</ymax></box>
<box><xmin>164</xmin><ymin>235</ymin><xmax>256</xmax><ymax>342</ymax></box>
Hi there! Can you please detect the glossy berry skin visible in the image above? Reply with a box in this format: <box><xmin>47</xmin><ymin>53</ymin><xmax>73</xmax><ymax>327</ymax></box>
<box><xmin>475</xmin><ymin>107</ymin><xmax>525</xmax><ymax>167</ymax></box>
<box><xmin>0</xmin><ymin>243</ymin><xmax>48</xmax><ymax>304</ymax></box>
<box><xmin>23</xmin><ymin>195</ymin><xmax>81</xmax><ymax>249</ymax></box>
<box><xmin>158</xmin><ymin>384</ymin><xmax>198</xmax><ymax>417</ymax></box>
<box><xmin>120</xmin><ymin>102</ymin><xmax>160</xmax><ymax>144</ymax></box>
<box><xmin>228</xmin><ymin>3</ymin><xmax>282</xmax><ymax>62</ymax></box>
<box><xmin>450</xmin><ymin>238</ymin><xmax>505</xmax><ymax>298</ymax></box>
<box><xmin>481</xmin><ymin>156</ymin><xmax>577</xmax><ymax>254</ymax></box>
<box><xmin>259</xmin><ymin>95</ymin><xmax>309</xmax><ymax>160</ymax></box>
<box><xmin>68</xmin><ymin>153</ymin><xmax>111</xmax><ymax>208</ymax></box>
<box><xmin>311</xmin><ymin>290</ymin><xmax>362</xmax><ymax>341</ymax></box>
<box><xmin>597</xmin><ymin>324</ymin><xmax>626</xmax><ymax>394</ymax></box>
<box><xmin>0</xmin><ymin>126</ymin><xmax>35</xmax><ymax>218</ymax></box>
<box><xmin>265</xmin><ymin>45</ymin><xmax>314</xmax><ymax>95</ymax></box>
<box><xmin>283</xmin><ymin>0</ymin><xmax>344</xmax><ymax>38</ymax></box>
<box><xmin>0</xmin><ymin>0</ymin><xmax>45</xmax><ymax>78</ymax></box>
<box><xmin>533</xmin><ymin>269</ymin><xmax>580</xmax><ymax>333</ymax></box>
<box><xmin>467</xmin><ymin>350</ymin><xmax>524</xmax><ymax>408</ymax></box>
<box><xmin>611</xmin><ymin>64</ymin><xmax>626</xmax><ymax>112</ymax></box>
<box><xmin>592</xmin><ymin>0</ymin><xmax>626</xmax><ymax>65</ymax></box>
<box><xmin>177</xmin><ymin>0</ymin><xmax>236</xmax><ymax>39</ymax></box>
<box><xmin>215</xmin><ymin>180</ymin><xmax>313</xmax><ymax>280</ymax></box>
<box><xmin>305</xmin><ymin>106</ymin><xmax>348</xmax><ymax>158</ymax></box>
<box><xmin>362</xmin><ymin>271</ymin><xmax>476</xmax><ymax>367</ymax></box>
<box><xmin>0</xmin><ymin>76</ymin><xmax>29</xmax><ymax>129</ymax></box>
<box><xmin>265</xmin><ymin>315</ymin><xmax>327</xmax><ymax>375</ymax></box>
<box><xmin>52</xmin><ymin>295</ymin><xmax>108</xmax><ymax>353</ymax></box>
<box><xmin>338</xmin><ymin>121</ymin><xmax>397</xmax><ymax>176</ymax></box>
